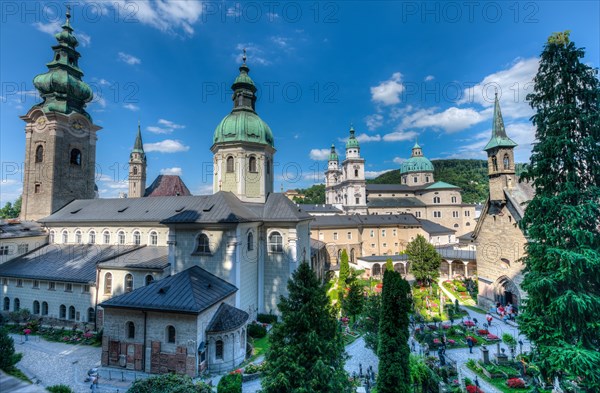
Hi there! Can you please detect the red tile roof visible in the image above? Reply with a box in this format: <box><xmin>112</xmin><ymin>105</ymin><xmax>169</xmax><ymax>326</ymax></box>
<box><xmin>144</xmin><ymin>175</ymin><xmax>192</xmax><ymax>197</ymax></box>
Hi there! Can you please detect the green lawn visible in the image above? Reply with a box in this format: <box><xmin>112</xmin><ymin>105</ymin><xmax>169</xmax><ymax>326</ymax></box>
<box><xmin>248</xmin><ymin>335</ymin><xmax>270</xmax><ymax>362</ymax></box>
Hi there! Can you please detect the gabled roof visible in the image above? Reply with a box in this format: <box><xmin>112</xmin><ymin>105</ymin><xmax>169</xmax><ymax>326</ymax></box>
<box><xmin>419</xmin><ymin>219</ymin><xmax>455</xmax><ymax>235</ymax></box>
<box><xmin>97</xmin><ymin>246</ymin><xmax>168</xmax><ymax>271</ymax></box>
<box><xmin>425</xmin><ymin>181</ymin><xmax>460</xmax><ymax>190</ymax></box>
<box><xmin>100</xmin><ymin>265</ymin><xmax>237</xmax><ymax>314</ymax></box>
<box><xmin>0</xmin><ymin>244</ymin><xmax>139</xmax><ymax>283</ymax></box>
<box><xmin>144</xmin><ymin>175</ymin><xmax>191</xmax><ymax>197</ymax></box>
<box><xmin>206</xmin><ymin>303</ymin><xmax>249</xmax><ymax>333</ymax></box>
<box><xmin>299</xmin><ymin>204</ymin><xmax>343</xmax><ymax>213</ymax></box>
<box><xmin>310</xmin><ymin>213</ymin><xmax>420</xmax><ymax>229</ymax></box>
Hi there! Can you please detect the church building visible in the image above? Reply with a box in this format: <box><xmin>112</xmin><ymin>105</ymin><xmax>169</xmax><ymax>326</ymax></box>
<box><xmin>0</xmin><ymin>11</ymin><xmax>311</xmax><ymax>377</ymax></box>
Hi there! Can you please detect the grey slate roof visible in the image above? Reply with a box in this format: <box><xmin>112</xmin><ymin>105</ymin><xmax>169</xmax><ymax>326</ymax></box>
<box><xmin>40</xmin><ymin>192</ymin><xmax>311</xmax><ymax>225</ymax></box>
<box><xmin>504</xmin><ymin>179</ymin><xmax>535</xmax><ymax>222</ymax></box>
<box><xmin>367</xmin><ymin>197</ymin><xmax>426</xmax><ymax>208</ymax></box>
<box><xmin>0</xmin><ymin>220</ymin><xmax>46</xmax><ymax>239</ymax></box>
<box><xmin>299</xmin><ymin>204</ymin><xmax>343</xmax><ymax>213</ymax></box>
<box><xmin>310</xmin><ymin>214</ymin><xmax>420</xmax><ymax>229</ymax></box>
<box><xmin>366</xmin><ymin>184</ymin><xmax>418</xmax><ymax>193</ymax></box>
<box><xmin>97</xmin><ymin>246</ymin><xmax>169</xmax><ymax>270</ymax></box>
<box><xmin>458</xmin><ymin>231</ymin><xmax>474</xmax><ymax>241</ymax></box>
<box><xmin>99</xmin><ymin>265</ymin><xmax>237</xmax><ymax>314</ymax></box>
<box><xmin>419</xmin><ymin>220</ymin><xmax>455</xmax><ymax>235</ymax></box>
<box><xmin>359</xmin><ymin>247</ymin><xmax>475</xmax><ymax>262</ymax></box>
<box><xmin>206</xmin><ymin>303</ymin><xmax>249</xmax><ymax>333</ymax></box>
<box><xmin>0</xmin><ymin>244</ymin><xmax>138</xmax><ymax>283</ymax></box>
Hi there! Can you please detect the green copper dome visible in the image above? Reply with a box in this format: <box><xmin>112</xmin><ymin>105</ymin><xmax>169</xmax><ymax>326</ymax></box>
<box><xmin>329</xmin><ymin>144</ymin><xmax>338</xmax><ymax>161</ymax></box>
<box><xmin>345</xmin><ymin>126</ymin><xmax>360</xmax><ymax>149</ymax></box>
<box><xmin>214</xmin><ymin>110</ymin><xmax>274</xmax><ymax>147</ymax></box>
<box><xmin>401</xmin><ymin>156</ymin><xmax>434</xmax><ymax>173</ymax></box>
<box><xmin>31</xmin><ymin>7</ymin><xmax>92</xmax><ymax>119</ymax></box>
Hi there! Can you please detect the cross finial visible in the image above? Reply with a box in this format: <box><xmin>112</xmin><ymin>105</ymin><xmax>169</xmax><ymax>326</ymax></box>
<box><xmin>66</xmin><ymin>4</ymin><xmax>71</xmax><ymax>20</ymax></box>
<box><xmin>242</xmin><ymin>48</ymin><xmax>247</xmax><ymax>64</ymax></box>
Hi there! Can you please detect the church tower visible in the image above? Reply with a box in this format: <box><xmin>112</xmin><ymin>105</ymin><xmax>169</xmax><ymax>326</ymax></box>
<box><xmin>20</xmin><ymin>7</ymin><xmax>101</xmax><ymax>221</ymax></box>
<box><xmin>484</xmin><ymin>93</ymin><xmax>518</xmax><ymax>202</ymax></box>
<box><xmin>128</xmin><ymin>122</ymin><xmax>147</xmax><ymax>198</ymax></box>
<box><xmin>341</xmin><ymin>127</ymin><xmax>367</xmax><ymax>214</ymax></box>
<box><xmin>325</xmin><ymin>144</ymin><xmax>341</xmax><ymax>204</ymax></box>
<box><xmin>211</xmin><ymin>52</ymin><xmax>275</xmax><ymax>202</ymax></box>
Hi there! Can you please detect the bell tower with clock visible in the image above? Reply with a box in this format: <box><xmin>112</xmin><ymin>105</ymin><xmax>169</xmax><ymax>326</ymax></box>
<box><xmin>341</xmin><ymin>126</ymin><xmax>367</xmax><ymax>214</ymax></box>
<box><xmin>20</xmin><ymin>8</ymin><xmax>101</xmax><ymax>221</ymax></box>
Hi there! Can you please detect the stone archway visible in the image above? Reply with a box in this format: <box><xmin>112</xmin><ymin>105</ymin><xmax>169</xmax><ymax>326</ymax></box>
<box><xmin>493</xmin><ymin>275</ymin><xmax>521</xmax><ymax>307</ymax></box>
<box><xmin>372</xmin><ymin>263</ymin><xmax>381</xmax><ymax>277</ymax></box>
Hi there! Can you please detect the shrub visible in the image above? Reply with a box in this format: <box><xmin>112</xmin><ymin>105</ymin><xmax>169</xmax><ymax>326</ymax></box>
<box><xmin>247</xmin><ymin>322</ymin><xmax>267</xmax><ymax>339</ymax></box>
<box><xmin>466</xmin><ymin>385</ymin><xmax>484</xmax><ymax>393</ymax></box>
<box><xmin>244</xmin><ymin>362</ymin><xmax>266</xmax><ymax>374</ymax></box>
<box><xmin>47</xmin><ymin>385</ymin><xmax>74</xmax><ymax>393</ymax></box>
<box><xmin>127</xmin><ymin>373</ymin><xmax>211</xmax><ymax>393</ymax></box>
<box><xmin>0</xmin><ymin>328</ymin><xmax>21</xmax><ymax>371</ymax></box>
<box><xmin>256</xmin><ymin>313</ymin><xmax>278</xmax><ymax>324</ymax></box>
<box><xmin>507</xmin><ymin>378</ymin><xmax>526</xmax><ymax>388</ymax></box>
<box><xmin>217</xmin><ymin>372</ymin><xmax>242</xmax><ymax>393</ymax></box>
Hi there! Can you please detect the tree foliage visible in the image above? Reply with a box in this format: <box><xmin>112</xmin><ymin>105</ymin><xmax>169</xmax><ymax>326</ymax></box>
<box><xmin>261</xmin><ymin>262</ymin><xmax>351</xmax><ymax>393</ymax></box>
<box><xmin>406</xmin><ymin>235</ymin><xmax>441</xmax><ymax>286</ymax></box>
<box><xmin>377</xmin><ymin>269</ymin><xmax>412</xmax><ymax>393</ymax></box>
<box><xmin>518</xmin><ymin>31</ymin><xmax>600</xmax><ymax>391</ymax></box>
<box><xmin>0</xmin><ymin>328</ymin><xmax>20</xmax><ymax>371</ymax></box>
<box><xmin>293</xmin><ymin>184</ymin><xmax>325</xmax><ymax>204</ymax></box>
<box><xmin>0</xmin><ymin>196</ymin><xmax>21</xmax><ymax>219</ymax></box>
<box><xmin>127</xmin><ymin>373</ymin><xmax>212</xmax><ymax>393</ymax></box>
<box><xmin>362</xmin><ymin>294</ymin><xmax>382</xmax><ymax>355</ymax></box>
<box><xmin>342</xmin><ymin>271</ymin><xmax>364</xmax><ymax>322</ymax></box>
<box><xmin>339</xmin><ymin>249</ymin><xmax>350</xmax><ymax>287</ymax></box>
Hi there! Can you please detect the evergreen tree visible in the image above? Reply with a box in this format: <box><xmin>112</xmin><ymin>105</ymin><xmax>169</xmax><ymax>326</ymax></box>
<box><xmin>406</xmin><ymin>235</ymin><xmax>441</xmax><ymax>286</ymax></box>
<box><xmin>339</xmin><ymin>249</ymin><xmax>350</xmax><ymax>287</ymax></box>
<box><xmin>377</xmin><ymin>269</ymin><xmax>412</xmax><ymax>393</ymax></box>
<box><xmin>385</xmin><ymin>258</ymin><xmax>394</xmax><ymax>272</ymax></box>
<box><xmin>342</xmin><ymin>271</ymin><xmax>364</xmax><ymax>323</ymax></box>
<box><xmin>261</xmin><ymin>262</ymin><xmax>351</xmax><ymax>393</ymax></box>
<box><xmin>519</xmin><ymin>31</ymin><xmax>600</xmax><ymax>390</ymax></box>
<box><xmin>362</xmin><ymin>294</ymin><xmax>382</xmax><ymax>354</ymax></box>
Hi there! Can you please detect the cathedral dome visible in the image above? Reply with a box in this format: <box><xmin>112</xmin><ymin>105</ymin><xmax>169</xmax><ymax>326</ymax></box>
<box><xmin>345</xmin><ymin>126</ymin><xmax>360</xmax><ymax>149</ymax></box>
<box><xmin>213</xmin><ymin>110</ymin><xmax>274</xmax><ymax>147</ymax></box>
<box><xmin>400</xmin><ymin>156</ymin><xmax>434</xmax><ymax>173</ymax></box>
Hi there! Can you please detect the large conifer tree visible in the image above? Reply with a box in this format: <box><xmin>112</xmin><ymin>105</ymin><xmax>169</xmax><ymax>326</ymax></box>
<box><xmin>376</xmin><ymin>269</ymin><xmax>412</xmax><ymax>393</ymax></box>
<box><xmin>261</xmin><ymin>262</ymin><xmax>351</xmax><ymax>393</ymax></box>
<box><xmin>519</xmin><ymin>31</ymin><xmax>600</xmax><ymax>390</ymax></box>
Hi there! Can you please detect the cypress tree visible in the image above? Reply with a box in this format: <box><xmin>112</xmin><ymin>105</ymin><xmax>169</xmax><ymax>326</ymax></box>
<box><xmin>343</xmin><ymin>271</ymin><xmax>365</xmax><ymax>323</ymax></box>
<box><xmin>519</xmin><ymin>31</ymin><xmax>600</xmax><ymax>390</ymax></box>
<box><xmin>406</xmin><ymin>234</ymin><xmax>441</xmax><ymax>286</ymax></box>
<box><xmin>261</xmin><ymin>262</ymin><xmax>351</xmax><ymax>393</ymax></box>
<box><xmin>339</xmin><ymin>249</ymin><xmax>350</xmax><ymax>287</ymax></box>
<box><xmin>377</xmin><ymin>269</ymin><xmax>412</xmax><ymax>393</ymax></box>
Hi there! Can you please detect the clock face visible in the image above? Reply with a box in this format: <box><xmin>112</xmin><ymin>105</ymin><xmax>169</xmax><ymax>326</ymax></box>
<box><xmin>35</xmin><ymin>116</ymin><xmax>47</xmax><ymax>130</ymax></box>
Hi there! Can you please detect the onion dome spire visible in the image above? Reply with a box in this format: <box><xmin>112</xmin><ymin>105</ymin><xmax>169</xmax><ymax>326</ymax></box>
<box><xmin>484</xmin><ymin>93</ymin><xmax>518</xmax><ymax>151</ymax></box>
<box><xmin>346</xmin><ymin>125</ymin><xmax>360</xmax><ymax>149</ymax></box>
<box><xmin>329</xmin><ymin>143</ymin><xmax>339</xmax><ymax>161</ymax></box>
<box><xmin>32</xmin><ymin>6</ymin><xmax>93</xmax><ymax>119</ymax></box>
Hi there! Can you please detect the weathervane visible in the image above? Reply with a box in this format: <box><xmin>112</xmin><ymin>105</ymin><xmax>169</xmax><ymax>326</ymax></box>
<box><xmin>242</xmin><ymin>48</ymin><xmax>247</xmax><ymax>64</ymax></box>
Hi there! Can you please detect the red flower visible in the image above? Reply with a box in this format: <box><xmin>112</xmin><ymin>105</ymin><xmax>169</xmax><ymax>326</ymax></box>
<box><xmin>464</xmin><ymin>320</ymin><xmax>475</xmax><ymax>327</ymax></box>
<box><xmin>477</xmin><ymin>329</ymin><xmax>489</xmax><ymax>335</ymax></box>
<box><xmin>433</xmin><ymin>338</ymin><xmax>441</xmax><ymax>344</ymax></box>
<box><xmin>448</xmin><ymin>339</ymin><xmax>456</xmax><ymax>345</ymax></box>
<box><xmin>466</xmin><ymin>385</ymin><xmax>484</xmax><ymax>393</ymax></box>
<box><xmin>487</xmin><ymin>334</ymin><xmax>499</xmax><ymax>340</ymax></box>
<box><xmin>507</xmin><ymin>378</ymin><xmax>525</xmax><ymax>388</ymax></box>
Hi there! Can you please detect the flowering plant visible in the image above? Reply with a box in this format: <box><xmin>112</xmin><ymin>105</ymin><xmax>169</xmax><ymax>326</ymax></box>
<box><xmin>466</xmin><ymin>385</ymin><xmax>484</xmax><ymax>393</ymax></box>
<box><xmin>487</xmin><ymin>334</ymin><xmax>500</xmax><ymax>340</ymax></box>
<box><xmin>507</xmin><ymin>378</ymin><xmax>525</xmax><ymax>388</ymax></box>
<box><xmin>448</xmin><ymin>339</ymin><xmax>456</xmax><ymax>345</ymax></box>
<box><xmin>442</xmin><ymin>324</ymin><xmax>450</xmax><ymax>329</ymax></box>
<box><xmin>433</xmin><ymin>338</ymin><xmax>441</xmax><ymax>344</ymax></box>
<box><xmin>23</xmin><ymin>328</ymin><xmax>31</xmax><ymax>335</ymax></box>
<box><xmin>477</xmin><ymin>329</ymin><xmax>489</xmax><ymax>335</ymax></box>
<box><xmin>464</xmin><ymin>320</ymin><xmax>475</xmax><ymax>327</ymax></box>
<box><xmin>230</xmin><ymin>368</ymin><xmax>243</xmax><ymax>375</ymax></box>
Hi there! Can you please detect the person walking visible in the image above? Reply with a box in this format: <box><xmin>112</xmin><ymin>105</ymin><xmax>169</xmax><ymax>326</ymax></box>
<box><xmin>90</xmin><ymin>373</ymin><xmax>99</xmax><ymax>392</ymax></box>
<box><xmin>467</xmin><ymin>336</ymin><xmax>474</xmax><ymax>354</ymax></box>
<box><xmin>486</xmin><ymin>313</ymin><xmax>493</xmax><ymax>326</ymax></box>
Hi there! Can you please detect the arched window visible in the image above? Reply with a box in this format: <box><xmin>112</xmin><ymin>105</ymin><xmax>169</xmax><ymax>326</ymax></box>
<box><xmin>118</xmin><ymin>231</ymin><xmax>125</xmax><ymax>245</ymax></box>
<box><xmin>226</xmin><ymin>156</ymin><xmax>234</xmax><ymax>173</ymax></box>
<box><xmin>124</xmin><ymin>274</ymin><xmax>133</xmax><ymax>293</ymax></box>
<box><xmin>104</xmin><ymin>273</ymin><xmax>112</xmax><ymax>295</ymax></box>
<box><xmin>69</xmin><ymin>306</ymin><xmax>75</xmax><ymax>320</ymax></box>
<box><xmin>42</xmin><ymin>302</ymin><xmax>48</xmax><ymax>315</ymax></box>
<box><xmin>59</xmin><ymin>304</ymin><xmax>66</xmax><ymax>319</ymax></box>
<box><xmin>451</xmin><ymin>196</ymin><xmax>457</xmax><ymax>203</ymax></box>
<box><xmin>196</xmin><ymin>234</ymin><xmax>211</xmax><ymax>254</ymax></box>
<box><xmin>127</xmin><ymin>321</ymin><xmax>135</xmax><ymax>339</ymax></box>
<box><xmin>166</xmin><ymin>325</ymin><xmax>176</xmax><ymax>343</ymax></box>
<box><xmin>75</xmin><ymin>230</ymin><xmax>82</xmax><ymax>244</ymax></box>
<box><xmin>70</xmin><ymin>149</ymin><xmax>81</xmax><ymax>165</ymax></box>
<box><xmin>49</xmin><ymin>231</ymin><xmax>55</xmax><ymax>243</ymax></box>
<box><xmin>89</xmin><ymin>231</ymin><xmax>96</xmax><ymax>244</ymax></box>
<box><xmin>133</xmin><ymin>231</ymin><xmax>141</xmax><ymax>245</ymax></box>
<box><xmin>350</xmin><ymin>248</ymin><xmax>355</xmax><ymax>263</ymax></box>
<box><xmin>433</xmin><ymin>196</ymin><xmax>441</xmax><ymax>204</ymax></box>
<box><xmin>503</xmin><ymin>154</ymin><xmax>510</xmax><ymax>170</ymax></box>
<box><xmin>425</xmin><ymin>176</ymin><xmax>430</xmax><ymax>183</ymax></box>
<box><xmin>354</xmin><ymin>169</ymin><xmax>359</xmax><ymax>177</ymax></box>
<box><xmin>249</xmin><ymin>156</ymin><xmax>257</xmax><ymax>173</ymax></box>
<box><xmin>3</xmin><ymin>297</ymin><xmax>9</xmax><ymax>311</ymax></box>
<box><xmin>33</xmin><ymin>300</ymin><xmax>40</xmax><ymax>314</ymax></box>
<box><xmin>215</xmin><ymin>340</ymin><xmax>224</xmax><ymax>360</ymax></box>
<box><xmin>103</xmin><ymin>231</ymin><xmax>110</xmax><ymax>244</ymax></box>
<box><xmin>150</xmin><ymin>231</ymin><xmax>158</xmax><ymax>246</ymax></box>
<box><xmin>247</xmin><ymin>232</ymin><xmax>254</xmax><ymax>251</ymax></box>
<box><xmin>133</xmin><ymin>166</ymin><xmax>138</xmax><ymax>175</ymax></box>
<box><xmin>268</xmin><ymin>231</ymin><xmax>283</xmax><ymax>253</ymax></box>
<box><xmin>492</xmin><ymin>155</ymin><xmax>498</xmax><ymax>171</ymax></box>
<box><xmin>145</xmin><ymin>275</ymin><xmax>154</xmax><ymax>286</ymax></box>
<box><xmin>14</xmin><ymin>298</ymin><xmax>20</xmax><ymax>311</ymax></box>
<box><xmin>62</xmin><ymin>230</ymin><xmax>68</xmax><ymax>243</ymax></box>
<box><xmin>35</xmin><ymin>145</ymin><xmax>44</xmax><ymax>163</ymax></box>
<box><xmin>337</xmin><ymin>249</ymin><xmax>342</xmax><ymax>262</ymax></box>
<box><xmin>87</xmin><ymin>307</ymin><xmax>95</xmax><ymax>323</ymax></box>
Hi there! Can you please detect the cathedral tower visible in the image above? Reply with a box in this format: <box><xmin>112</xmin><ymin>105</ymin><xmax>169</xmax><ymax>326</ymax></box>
<box><xmin>341</xmin><ymin>127</ymin><xmax>367</xmax><ymax>214</ymax></box>
<box><xmin>211</xmin><ymin>52</ymin><xmax>275</xmax><ymax>202</ymax></box>
<box><xmin>484</xmin><ymin>94</ymin><xmax>517</xmax><ymax>202</ymax></box>
<box><xmin>325</xmin><ymin>144</ymin><xmax>341</xmax><ymax>204</ymax></box>
<box><xmin>20</xmin><ymin>8</ymin><xmax>101</xmax><ymax>221</ymax></box>
<box><xmin>128</xmin><ymin>122</ymin><xmax>147</xmax><ymax>198</ymax></box>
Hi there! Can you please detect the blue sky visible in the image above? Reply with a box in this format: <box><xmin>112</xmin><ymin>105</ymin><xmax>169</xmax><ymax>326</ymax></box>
<box><xmin>1</xmin><ymin>1</ymin><xmax>598</xmax><ymax>204</ymax></box>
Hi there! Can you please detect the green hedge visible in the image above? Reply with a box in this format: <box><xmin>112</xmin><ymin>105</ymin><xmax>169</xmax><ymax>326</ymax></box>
<box><xmin>256</xmin><ymin>314</ymin><xmax>278</xmax><ymax>324</ymax></box>
<box><xmin>247</xmin><ymin>323</ymin><xmax>267</xmax><ymax>339</ymax></box>
<box><xmin>217</xmin><ymin>373</ymin><xmax>242</xmax><ymax>393</ymax></box>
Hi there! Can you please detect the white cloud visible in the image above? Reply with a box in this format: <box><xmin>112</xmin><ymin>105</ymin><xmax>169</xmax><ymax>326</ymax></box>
<box><xmin>365</xmin><ymin>114</ymin><xmax>384</xmax><ymax>131</ymax></box>
<box><xmin>78</xmin><ymin>33</ymin><xmax>91</xmax><ymax>47</ymax></box>
<box><xmin>234</xmin><ymin>43</ymin><xmax>270</xmax><ymax>65</ymax></box>
<box><xmin>266</xmin><ymin>12</ymin><xmax>279</xmax><ymax>21</ymax></box>
<box><xmin>33</xmin><ymin>20</ymin><xmax>62</xmax><ymax>35</ymax></box>
<box><xmin>226</xmin><ymin>6</ymin><xmax>242</xmax><ymax>17</ymax></box>
<box><xmin>460</xmin><ymin>57</ymin><xmax>538</xmax><ymax>119</ymax></box>
<box><xmin>271</xmin><ymin>36</ymin><xmax>292</xmax><ymax>51</ymax></box>
<box><xmin>90</xmin><ymin>0</ymin><xmax>203</xmax><ymax>36</ymax></box>
<box><xmin>309</xmin><ymin>149</ymin><xmax>331</xmax><ymax>161</ymax></box>
<box><xmin>338</xmin><ymin>133</ymin><xmax>382</xmax><ymax>144</ymax></box>
<box><xmin>146</xmin><ymin>119</ymin><xmax>185</xmax><ymax>134</ymax></box>
<box><xmin>365</xmin><ymin>169</ymin><xmax>394</xmax><ymax>179</ymax></box>
<box><xmin>425</xmin><ymin>75</ymin><xmax>435</xmax><ymax>81</ymax></box>
<box><xmin>123</xmin><ymin>103</ymin><xmax>140</xmax><ymax>111</ymax></box>
<box><xmin>401</xmin><ymin>107</ymin><xmax>488</xmax><ymax>133</ymax></box>
<box><xmin>118</xmin><ymin>52</ymin><xmax>141</xmax><ymax>65</ymax></box>
<box><xmin>371</xmin><ymin>72</ymin><xmax>405</xmax><ymax>106</ymax></box>
<box><xmin>144</xmin><ymin>139</ymin><xmax>190</xmax><ymax>153</ymax></box>
<box><xmin>393</xmin><ymin>157</ymin><xmax>406</xmax><ymax>164</ymax></box>
<box><xmin>195</xmin><ymin>183</ymin><xmax>213</xmax><ymax>195</ymax></box>
<box><xmin>383</xmin><ymin>130</ymin><xmax>418</xmax><ymax>142</ymax></box>
<box><xmin>160</xmin><ymin>167</ymin><xmax>183</xmax><ymax>176</ymax></box>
